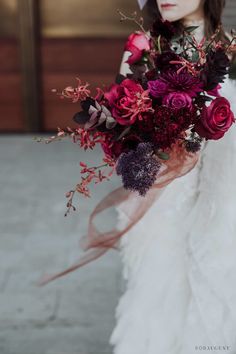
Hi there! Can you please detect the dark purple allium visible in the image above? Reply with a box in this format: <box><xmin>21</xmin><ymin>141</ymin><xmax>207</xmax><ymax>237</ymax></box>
<box><xmin>116</xmin><ymin>143</ymin><xmax>161</xmax><ymax>196</ymax></box>
<box><xmin>201</xmin><ymin>48</ymin><xmax>230</xmax><ymax>91</ymax></box>
<box><xmin>151</xmin><ymin>19</ymin><xmax>176</xmax><ymax>40</ymax></box>
<box><xmin>160</xmin><ymin>69</ymin><xmax>203</xmax><ymax>97</ymax></box>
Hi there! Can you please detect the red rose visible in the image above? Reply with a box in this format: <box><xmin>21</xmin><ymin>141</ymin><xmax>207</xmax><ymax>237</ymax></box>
<box><xmin>124</xmin><ymin>32</ymin><xmax>150</xmax><ymax>65</ymax></box>
<box><xmin>195</xmin><ymin>97</ymin><xmax>235</xmax><ymax>140</ymax></box>
<box><xmin>104</xmin><ymin>79</ymin><xmax>152</xmax><ymax>125</ymax></box>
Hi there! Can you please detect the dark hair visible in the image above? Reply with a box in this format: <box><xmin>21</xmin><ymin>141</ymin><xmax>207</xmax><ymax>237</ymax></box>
<box><xmin>145</xmin><ymin>0</ymin><xmax>229</xmax><ymax>43</ymax></box>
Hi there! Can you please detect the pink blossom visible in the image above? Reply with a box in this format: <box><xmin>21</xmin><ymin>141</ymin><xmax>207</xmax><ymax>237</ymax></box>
<box><xmin>61</xmin><ymin>78</ymin><xmax>91</xmax><ymax>102</ymax></box>
<box><xmin>125</xmin><ymin>32</ymin><xmax>150</xmax><ymax>65</ymax></box>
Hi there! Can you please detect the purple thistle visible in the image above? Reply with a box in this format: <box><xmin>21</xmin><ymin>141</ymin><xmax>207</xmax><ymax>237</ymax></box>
<box><xmin>116</xmin><ymin>143</ymin><xmax>161</xmax><ymax>196</ymax></box>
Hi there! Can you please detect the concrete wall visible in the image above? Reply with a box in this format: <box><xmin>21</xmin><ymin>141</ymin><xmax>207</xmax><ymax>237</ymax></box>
<box><xmin>223</xmin><ymin>0</ymin><xmax>236</xmax><ymax>31</ymax></box>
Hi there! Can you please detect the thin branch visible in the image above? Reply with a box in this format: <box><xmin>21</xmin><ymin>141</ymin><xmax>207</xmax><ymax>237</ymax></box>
<box><xmin>117</xmin><ymin>10</ymin><xmax>147</xmax><ymax>34</ymax></box>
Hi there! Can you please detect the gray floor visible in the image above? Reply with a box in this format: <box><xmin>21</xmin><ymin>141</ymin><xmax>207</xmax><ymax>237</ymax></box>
<box><xmin>0</xmin><ymin>135</ymin><xmax>123</xmax><ymax>354</ymax></box>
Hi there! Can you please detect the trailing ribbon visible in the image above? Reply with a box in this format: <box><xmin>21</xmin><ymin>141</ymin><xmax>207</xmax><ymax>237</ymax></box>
<box><xmin>39</xmin><ymin>144</ymin><xmax>200</xmax><ymax>285</ymax></box>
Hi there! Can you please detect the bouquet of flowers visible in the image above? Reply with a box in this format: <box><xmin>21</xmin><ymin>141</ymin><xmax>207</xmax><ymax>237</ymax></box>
<box><xmin>42</xmin><ymin>13</ymin><xmax>235</xmax><ymax>217</ymax></box>
<box><xmin>38</xmin><ymin>13</ymin><xmax>236</xmax><ymax>283</ymax></box>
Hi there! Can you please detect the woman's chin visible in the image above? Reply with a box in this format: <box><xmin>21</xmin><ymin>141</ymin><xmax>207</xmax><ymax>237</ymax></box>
<box><xmin>161</xmin><ymin>13</ymin><xmax>181</xmax><ymax>22</ymax></box>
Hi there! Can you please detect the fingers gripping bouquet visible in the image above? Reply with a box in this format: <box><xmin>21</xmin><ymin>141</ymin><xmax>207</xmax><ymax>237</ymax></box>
<box><xmin>39</xmin><ymin>14</ymin><xmax>236</xmax><ymax>283</ymax></box>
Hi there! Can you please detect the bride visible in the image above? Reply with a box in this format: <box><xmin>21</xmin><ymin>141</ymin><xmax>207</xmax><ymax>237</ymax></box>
<box><xmin>110</xmin><ymin>1</ymin><xmax>236</xmax><ymax>353</ymax></box>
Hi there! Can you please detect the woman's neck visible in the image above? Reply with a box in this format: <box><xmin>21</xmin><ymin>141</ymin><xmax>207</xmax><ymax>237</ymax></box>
<box><xmin>183</xmin><ymin>18</ymin><xmax>205</xmax><ymax>43</ymax></box>
<box><xmin>183</xmin><ymin>4</ymin><xmax>205</xmax><ymax>23</ymax></box>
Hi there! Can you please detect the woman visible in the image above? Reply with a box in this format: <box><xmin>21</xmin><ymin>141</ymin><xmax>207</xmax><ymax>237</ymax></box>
<box><xmin>110</xmin><ymin>1</ymin><xmax>236</xmax><ymax>353</ymax></box>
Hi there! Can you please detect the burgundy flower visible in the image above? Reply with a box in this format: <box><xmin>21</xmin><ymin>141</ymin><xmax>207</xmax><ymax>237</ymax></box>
<box><xmin>152</xmin><ymin>107</ymin><xmax>178</xmax><ymax>148</ymax></box>
<box><xmin>124</xmin><ymin>32</ymin><xmax>150</xmax><ymax>65</ymax></box>
<box><xmin>163</xmin><ymin>92</ymin><xmax>192</xmax><ymax>110</ymax></box>
<box><xmin>137</xmin><ymin>112</ymin><xmax>154</xmax><ymax>133</ymax></box>
<box><xmin>152</xmin><ymin>106</ymin><xmax>196</xmax><ymax>149</ymax></box>
<box><xmin>145</xmin><ymin>69</ymin><xmax>158</xmax><ymax>81</ymax></box>
<box><xmin>155</xmin><ymin>52</ymin><xmax>180</xmax><ymax>70</ymax></box>
<box><xmin>195</xmin><ymin>97</ymin><xmax>235</xmax><ymax>140</ymax></box>
<box><xmin>201</xmin><ymin>48</ymin><xmax>230</xmax><ymax>91</ymax></box>
<box><xmin>150</xmin><ymin>69</ymin><xmax>203</xmax><ymax>98</ymax></box>
<box><xmin>151</xmin><ymin>19</ymin><xmax>176</xmax><ymax>40</ymax></box>
<box><xmin>104</xmin><ymin>79</ymin><xmax>153</xmax><ymax>126</ymax></box>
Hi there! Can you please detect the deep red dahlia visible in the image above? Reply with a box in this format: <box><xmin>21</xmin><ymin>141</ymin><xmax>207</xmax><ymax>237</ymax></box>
<box><xmin>159</xmin><ymin>69</ymin><xmax>203</xmax><ymax>97</ymax></box>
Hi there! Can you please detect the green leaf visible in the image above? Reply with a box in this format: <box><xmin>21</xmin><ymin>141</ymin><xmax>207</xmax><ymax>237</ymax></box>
<box><xmin>156</xmin><ymin>151</ymin><xmax>170</xmax><ymax>160</ymax></box>
<box><xmin>184</xmin><ymin>25</ymin><xmax>199</xmax><ymax>33</ymax></box>
<box><xmin>171</xmin><ymin>34</ymin><xmax>181</xmax><ymax>42</ymax></box>
<box><xmin>199</xmin><ymin>95</ymin><xmax>213</xmax><ymax>102</ymax></box>
<box><xmin>117</xmin><ymin>127</ymin><xmax>131</xmax><ymax>140</ymax></box>
<box><xmin>140</xmin><ymin>56</ymin><xmax>149</xmax><ymax>64</ymax></box>
<box><xmin>192</xmin><ymin>51</ymin><xmax>199</xmax><ymax>62</ymax></box>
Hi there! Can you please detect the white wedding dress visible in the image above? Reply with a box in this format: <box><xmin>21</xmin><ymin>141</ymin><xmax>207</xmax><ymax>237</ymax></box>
<box><xmin>110</xmin><ymin>23</ymin><xmax>236</xmax><ymax>354</ymax></box>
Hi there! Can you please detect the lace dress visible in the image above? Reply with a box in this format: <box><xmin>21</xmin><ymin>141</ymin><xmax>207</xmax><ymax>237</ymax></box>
<box><xmin>110</xmin><ymin>22</ymin><xmax>236</xmax><ymax>354</ymax></box>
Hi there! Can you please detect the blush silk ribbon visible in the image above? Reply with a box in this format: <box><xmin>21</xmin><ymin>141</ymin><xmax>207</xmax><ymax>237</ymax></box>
<box><xmin>39</xmin><ymin>143</ymin><xmax>200</xmax><ymax>285</ymax></box>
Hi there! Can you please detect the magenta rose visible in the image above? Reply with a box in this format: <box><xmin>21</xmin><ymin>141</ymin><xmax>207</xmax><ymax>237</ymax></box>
<box><xmin>104</xmin><ymin>79</ymin><xmax>152</xmax><ymax>125</ymax></box>
<box><xmin>148</xmin><ymin>79</ymin><xmax>169</xmax><ymax>98</ymax></box>
<box><xmin>195</xmin><ymin>97</ymin><xmax>235</xmax><ymax>140</ymax></box>
<box><xmin>163</xmin><ymin>92</ymin><xmax>192</xmax><ymax>110</ymax></box>
<box><xmin>125</xmin><ymin>32</ymin><xmax>150</xmax><ymax>65</ymax></box>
